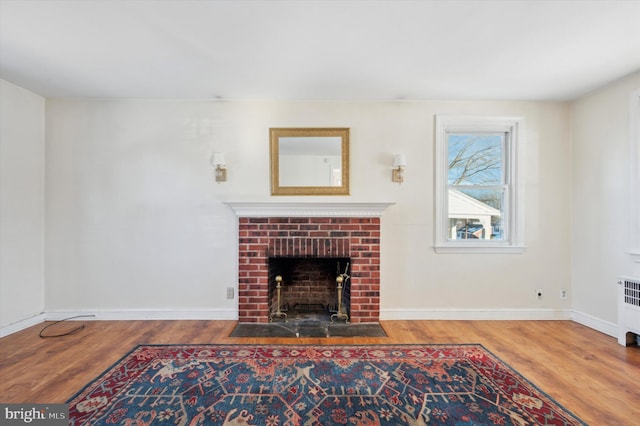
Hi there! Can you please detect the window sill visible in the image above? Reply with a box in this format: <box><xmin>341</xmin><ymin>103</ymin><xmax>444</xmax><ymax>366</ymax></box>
<box><xmin>434</xmin><ymin>244</ymin><xmax>526</xmax><ymax>254</ymax></box>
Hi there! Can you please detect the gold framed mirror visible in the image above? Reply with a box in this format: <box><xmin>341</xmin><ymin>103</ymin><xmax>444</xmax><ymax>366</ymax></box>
<box><xmin>270</xmin><ymin>128</ymin><xmax>350</xmax><ymax>196</ymax></box>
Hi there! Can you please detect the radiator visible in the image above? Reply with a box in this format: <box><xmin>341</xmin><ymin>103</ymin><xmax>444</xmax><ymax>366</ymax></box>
<box><xmin>617</xmin><ymin>277</ymin><xmax>640</xmax><ymax>346</ymax></box>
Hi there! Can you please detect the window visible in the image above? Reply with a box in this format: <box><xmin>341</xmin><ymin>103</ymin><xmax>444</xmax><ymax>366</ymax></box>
<box><xmin>435</xmin><ymin>115</ymin><xmax>525</xmax><ymax>253</ymax></box>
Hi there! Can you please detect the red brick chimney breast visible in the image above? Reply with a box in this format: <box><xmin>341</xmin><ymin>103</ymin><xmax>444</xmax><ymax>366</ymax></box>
<box><xmin>238</xmin><ymin>217</ymin><xmax>380</xmax><ymax>323</ymax></box>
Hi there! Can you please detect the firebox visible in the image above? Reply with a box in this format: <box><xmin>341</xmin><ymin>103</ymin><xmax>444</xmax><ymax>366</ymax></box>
<box><xmin>268</xmin><ymin>257</ymin><xmax>351</xmax><ymax>322</ymax></box>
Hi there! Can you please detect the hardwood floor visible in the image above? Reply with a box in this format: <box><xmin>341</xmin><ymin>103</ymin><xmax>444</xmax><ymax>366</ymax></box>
<box><xmin>1</xmin><ymin>320</ymin><xmax>639</xmax><ymax>424</ymax></box>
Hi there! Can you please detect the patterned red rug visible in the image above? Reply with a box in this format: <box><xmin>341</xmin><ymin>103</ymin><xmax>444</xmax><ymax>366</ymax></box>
<box><xmin>67</xmin><ymin>344</ymin><xmax>584</xmax><ymax>425</ymax></box>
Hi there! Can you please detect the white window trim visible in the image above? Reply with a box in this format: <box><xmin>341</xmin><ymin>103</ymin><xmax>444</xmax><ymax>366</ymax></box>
<box><xmin>434</xmin><ymin>115</ymin><xmax>526</xmax><ymax>254</ymax></box>
<box><xmin>628</xmin><ymin>89</ymin><xmax>640</xmax><ymax>262</ymax></box>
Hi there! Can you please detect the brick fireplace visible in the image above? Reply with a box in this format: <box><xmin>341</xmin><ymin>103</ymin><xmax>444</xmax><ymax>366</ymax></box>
<box><xmin>226</xmin><ymin>202</ymin><xmax>392</xmax><ymax>324</ymax></box>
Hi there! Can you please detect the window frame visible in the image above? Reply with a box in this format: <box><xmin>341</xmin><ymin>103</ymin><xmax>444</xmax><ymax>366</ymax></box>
<box><xmin>435</xmin><ymin>115</ymin><xmax>525</xmax><ymax>253</ymax></box>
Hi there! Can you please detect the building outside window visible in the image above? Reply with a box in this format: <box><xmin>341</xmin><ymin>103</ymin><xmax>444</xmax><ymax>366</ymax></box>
<box><xmin>435</xmin><ymin>115</ymin><xmax>525</xmax><ymax>253</ymax></box>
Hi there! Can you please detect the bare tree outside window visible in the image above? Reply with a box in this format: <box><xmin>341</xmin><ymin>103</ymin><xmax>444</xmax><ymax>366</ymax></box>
<box><xmin>448</xmin><ymin>134</ymin><xmax>503</xmax><ymax>186</ymax></box>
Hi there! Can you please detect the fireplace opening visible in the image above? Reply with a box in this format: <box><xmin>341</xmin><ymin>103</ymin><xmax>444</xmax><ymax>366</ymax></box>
<box><xmin>268</xmin><ymin>257</ymin><xmax>351</xmax><ymax>323</ymax></box>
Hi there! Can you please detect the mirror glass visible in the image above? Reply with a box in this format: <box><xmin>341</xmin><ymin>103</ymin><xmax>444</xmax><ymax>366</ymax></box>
<box><xmin>270</xmin><ymin>128</ymin><xmax>349</xmax><ymax>195</ymax></box>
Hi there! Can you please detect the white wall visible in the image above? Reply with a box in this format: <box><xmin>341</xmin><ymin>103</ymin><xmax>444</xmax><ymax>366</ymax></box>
<box><xmin>44</xmin><ymin>101</ymin><xmax>238</xmax><ymax>318</ymax></box>
<box><xmin>571</xmin><ymin>71</ymin><xmax>640</xmax><ymax>333</ymax></box>
<box><xmin>44</xmin><ymin>99</ymin><xmax>572</xmax><ymax>320</ymax></box>
<box><xmin>0</xmin><ymin>80</ymin><xmax>45</xmax><ymax>331</ymax></box>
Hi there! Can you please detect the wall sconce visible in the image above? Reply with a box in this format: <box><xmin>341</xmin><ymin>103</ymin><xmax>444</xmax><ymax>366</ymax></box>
<box><xmin>210</xmin><ymin>152</ymin><xmax>227</xmax><ymax>183</ymax></box>
<box><xmin>392</xmin><ymin>154</ymin><xmax>407</xmax><ymax>183</ymax></box>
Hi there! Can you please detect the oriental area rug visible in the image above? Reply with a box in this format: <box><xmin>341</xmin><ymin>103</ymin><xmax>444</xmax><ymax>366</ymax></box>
<box><xmin>67</xmin><ymin>344</ymin><xmax>585</xmax><ymax>425</ymax></box>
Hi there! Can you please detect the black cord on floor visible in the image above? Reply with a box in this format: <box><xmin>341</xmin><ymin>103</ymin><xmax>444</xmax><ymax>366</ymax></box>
<box><xmin>39</xmin><ymin>314</ymin><xmax>95</xmax><ymax>338</ymax></box>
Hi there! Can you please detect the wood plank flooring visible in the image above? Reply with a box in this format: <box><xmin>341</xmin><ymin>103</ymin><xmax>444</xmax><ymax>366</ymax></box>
<box><xmin>1</xmin><ymin>320</ymin><xmax>639</xmax><ymax>425</ymax></box>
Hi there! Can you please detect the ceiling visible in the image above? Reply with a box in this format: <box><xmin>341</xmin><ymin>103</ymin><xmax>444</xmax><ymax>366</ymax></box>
<box><xmin>1</xmin><ymin>0</ymin><xmax>639</xmax><ymax>101</ymax></box>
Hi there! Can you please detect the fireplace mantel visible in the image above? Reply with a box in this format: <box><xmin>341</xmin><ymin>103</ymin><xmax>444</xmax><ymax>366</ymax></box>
<box><xmin>225</xmin><ymin>201</ymin><xmax>395</xmax><ymax>218</ymax></box>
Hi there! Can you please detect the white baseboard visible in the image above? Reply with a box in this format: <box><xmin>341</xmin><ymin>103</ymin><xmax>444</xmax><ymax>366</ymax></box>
<box><xmin>380</xmin><ymin>308</ymin><xmax>573</xmax><ymax>321</ymax></box>
<box><xmin>0</xmin><ymin>309</ymin><xmax>238</xmax><ymax>338</ymax></box>
<box><xmin>1</xmin><ymin>308</ymin><xmax>616</xmax><ymax>339</ymax></box>
<box><xmin>0</xmin><ymin>313</ymin><xmax>45</xmax><ymax>338</ymax></box>
<box><xmin>571</xmin><ymin>310</ymin><xmax>618</xmax><ymax>338</ymax></box>
<box><xmin>44</xmin><ymin>308</ymin><xmax>238</xmax><ymax>322</ymax></box>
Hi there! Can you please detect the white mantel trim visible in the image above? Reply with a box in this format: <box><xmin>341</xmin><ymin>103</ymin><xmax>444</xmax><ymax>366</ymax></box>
<box><xmin>225</xmin><ymin>202</ymin><xmax>395</xmax><ymax>217</ymax></box>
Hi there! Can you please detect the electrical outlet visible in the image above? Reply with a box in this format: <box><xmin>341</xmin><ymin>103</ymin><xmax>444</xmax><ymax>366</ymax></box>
<box><xmin>560</xmin><ymin>289</ymin><xmax>567</xmax><ymax>300</ymax></box>
<box><xmin>536</xmin><ymin>288</ymin><xmax>543</xmax><ymax>299</ymax></box>
<box><xmin>226</xmin><ymin>287</ymin><xmax>234</xmax><ymax>299</ymax></box>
